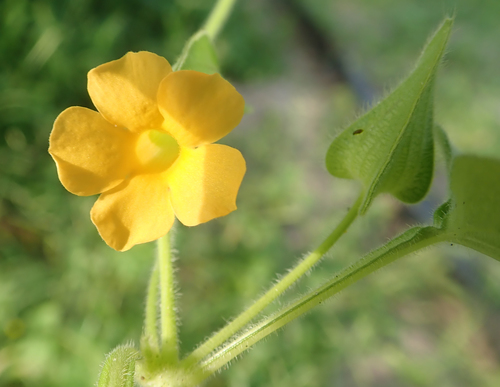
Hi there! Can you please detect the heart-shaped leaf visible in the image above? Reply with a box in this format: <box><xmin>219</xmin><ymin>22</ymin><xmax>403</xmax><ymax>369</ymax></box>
<box><xmin>437</xmin><ymin>155</ymin><xmax>500</xmax><ymax>261</ymax></box>
<box><xmin>326</xmin><ymin>17</ymin><xmax>453</xmax><ymax>214</ymax></box>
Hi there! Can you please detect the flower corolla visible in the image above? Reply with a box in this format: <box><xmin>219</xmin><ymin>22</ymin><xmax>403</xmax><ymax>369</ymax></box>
<box><xmin>49</xmin><ymin>51</ymin><xmax>245</xmax><ymax>251</ymax></box>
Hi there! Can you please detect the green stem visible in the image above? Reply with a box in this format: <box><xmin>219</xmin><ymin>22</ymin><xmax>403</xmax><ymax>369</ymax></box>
<box><xmin>204</xmin><ymin>0</ymin><xmax>238</xmax><ymax>40</ymax></box>
<box><xmin>158</xmin><ymin>234</ymin><xmax>179</xmax><ymax>363</ymax></box>
<box><xmin>200</xmin><ymin>226</ymin><xmax>447</xmax><ymax>375</ymax></box>
<box><xmin>141</xmin><ymin>263</ymin><xmax>160</xmax><ymax>357</ymax></box>
<box><xmin>182</xmin><ymin>194</ymin><xmax>363</xmax><ymax>366</ymax></box>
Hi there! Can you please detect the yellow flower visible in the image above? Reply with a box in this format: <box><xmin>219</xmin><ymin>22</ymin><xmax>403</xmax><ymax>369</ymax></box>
<box><xmin>49</xmin><ymin>51</ymin><xmax>246</xmax><ymax>251</ymax></box>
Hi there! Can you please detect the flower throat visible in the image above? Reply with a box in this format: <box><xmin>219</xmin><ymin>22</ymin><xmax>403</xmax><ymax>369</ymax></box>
<box><xmin>135</xmin><ymin>129</ymin><xmax>180</xmax><ymax>172</ymax></box>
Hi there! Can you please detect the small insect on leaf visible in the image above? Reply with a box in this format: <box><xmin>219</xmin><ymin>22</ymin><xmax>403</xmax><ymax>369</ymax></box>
<box><xmin>352</xmin><ymin>129</ymin><xmax>364</xmax><ymax>135</ymax></box>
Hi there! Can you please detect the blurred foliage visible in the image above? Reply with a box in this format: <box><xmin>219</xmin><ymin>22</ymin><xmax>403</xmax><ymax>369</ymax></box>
<box><xmin>1</xmin><ymin>0</ymin><xmax>500</xmax><ymax>387</ymax></box>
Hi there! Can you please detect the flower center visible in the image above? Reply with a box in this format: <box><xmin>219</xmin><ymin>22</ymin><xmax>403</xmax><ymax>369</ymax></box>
<box><xmin>135</xmin><ymin>129</ymin><xmax>180</xmax><ymax>172</ymax></box>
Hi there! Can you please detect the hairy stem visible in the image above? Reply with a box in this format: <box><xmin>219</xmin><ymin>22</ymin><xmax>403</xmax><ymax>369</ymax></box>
<box><xmin>158</xmin><ymin>234</ymin><xmax>179</xmax><ymax>364</ymax></box>
<box><xmin>204</xmin><ymin>0</ymin><xmax>238</xmax><ymax>40</ymax></box>
<box><xmin>200</xmin><ymin>226</ymin><xmax>446</xmax><ymax>375</ymax></box>
<box><xmin>182</xmin><ymin>194</ymin><xmax>363</xmax><ymax>366</ymax></box>
<box><xmin>141</xmin><ymin>263</ymin><xmax>160</xmax><ymax>357</ymax></box>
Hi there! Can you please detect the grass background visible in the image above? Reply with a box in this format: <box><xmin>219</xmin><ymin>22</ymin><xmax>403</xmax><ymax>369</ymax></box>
<box><xmin>1</xmin><ymin>0</ymin><xmax>500</xmax><ymax>386</ymax></box>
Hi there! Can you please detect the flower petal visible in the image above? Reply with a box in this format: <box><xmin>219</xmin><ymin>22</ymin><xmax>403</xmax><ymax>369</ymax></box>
<box><xmin>168</xmin><ymin>144</ymin><xmax>246</xmax><ymax>226</ymax></box>
<box><xmin>88</xmin><ymin>51</ymin><xmax>172</xmax><ymax>132</ymax></box>
<box><xmin>91</xmin><ymin>174</ymin><xmax>174</xmax><ymax>251</ymax></box>
<box><xmin>49</xmin><ymin>107</ymin><xmax>136</xmax><ymax>196</ymax></box>
<box><xmin>158</xmin><ymin>71</ymin><xmax>244</xmax><ymax>148</ymax></box>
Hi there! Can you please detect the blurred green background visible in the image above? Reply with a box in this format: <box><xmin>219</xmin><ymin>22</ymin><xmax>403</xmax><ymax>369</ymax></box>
<box><xmin>1</xmin><ymin>0</ymin><xmax>500</xmax><ymax>386</ymax></box>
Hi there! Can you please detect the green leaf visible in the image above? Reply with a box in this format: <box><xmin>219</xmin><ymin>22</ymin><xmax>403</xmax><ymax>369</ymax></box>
<box><xmin>97</xmin><ymin>345</ymin><xmax>140</xmax><ymax>387</ymax></box>
<box><xmin>434</xmin><ymin>124</ymin><xmax>454</xmax><ymax>174</ymax></box>
<box><xmin>438</xmin><ymin>155</ymin><xmax>500</xmax><ymax>261</ymax></box>
<box><xmin>325</xmin><ymin>17</ymin><xmax>453</xmax><ymax>214</ymax></box>
<box><xmin>432</xmin><ymin>198</ymin><xmax>452</xmax><ymax>229</ymax></box>
<box><xmin>172</xmin><ymin>30</ymin><xmax>219</xmax><ymax>74</ymax></box>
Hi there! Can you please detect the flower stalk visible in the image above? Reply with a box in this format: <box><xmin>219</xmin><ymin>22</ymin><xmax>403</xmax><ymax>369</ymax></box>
<box><xmin>141</xmin><ymin>263</ymin><xmax>160</xmax><ymax>360</ymax></box>
<box><xmin>158</xmin><ymin>234</ymin><xmax>179</xmax><ymax>364</ymax></box>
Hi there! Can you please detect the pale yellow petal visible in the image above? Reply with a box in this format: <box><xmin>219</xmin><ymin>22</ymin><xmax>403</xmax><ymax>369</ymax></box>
<box><xmin>49</xmin><ymin>107</ymin><xmax>136</xmax><ymax>196</ymax></box>
<box><xmin>88</xmin><ymin>51</ymin><xmax>172</xmax><ymax>132</ymax></box>
<box><xmin>91</xmin><ymin>174</ymin><xmax>174</xmax><ymax>251</ymax></box>
<box><xmin>168</xmin><ymin>144</ymin><xmax>246</xmax><ymax>226</ymax></box>
<box><xmin>158</xmin><ymin>71</ymin><xmax>244</xmax><ymax>148</ymax></box>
